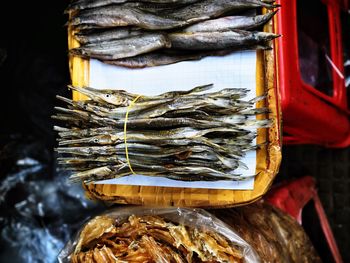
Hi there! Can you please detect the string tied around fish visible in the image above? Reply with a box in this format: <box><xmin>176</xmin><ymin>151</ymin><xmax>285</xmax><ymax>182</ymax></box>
<box><xmin>124</xmin><ymin>94</ymin><xmax>142</xmax><ymax>174</ymax></box>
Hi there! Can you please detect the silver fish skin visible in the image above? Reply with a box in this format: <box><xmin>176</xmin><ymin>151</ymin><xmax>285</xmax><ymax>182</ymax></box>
<box><xmin>75</xmin><ymin>27</ymin><xmax>142</xmax><ymax>44</ymax></box>
<box><xmin>56</xmin><ymin>129</ymin><xmax>227</xmax><ymax>152</ymax></box>
<box><xmin>168</xmin><ymin>0</ymin><xmax>277</xmax><ymax>23</ymax></box>
<box><xmin>104</xmin><ymin>49</ymin><xmax>232</xmax><ymax>68</ymax></box>
<box><xmin>70</xmin><ymin>33</ymin><xmax>171</xmax><ymax>60</ymax></box>
<box><xmin>70</xmin><ymin>0</ymin><xmax>277</xmax><ymax>30</ymax></box>
<box><xmin>169</xmin><ymin>30</ymin><xmax>279</xmax><ymax>50</ymax></box>
<box><xmin>56</xmin><ymin>145</ymin><xmax>119</xmax><ymax>156</ymax></box>
<box><xmin>127</xmin><ymin>2</ymin><xmax>194</xmax><ymax>13</ymax></box>
<box><xmin>60</xmin><ymin>89</ymin><xmax>174</xmax><ymax>113</ymax></box>
<box><xmin>182</xmin><ymin>11</ymin><xmax>278</xmax><ymax>32</ymax></box>
<box><xmin>67</xmin><ymin>84</ymin><xmax>213</xmax><ymax>106</ymax></box>
<box><xmin>68</xmin><ymin>165</ymin><xmax>124</xmax><ymax>183</ymax></box>
<box><xmin>68</xmin><ymin>86</ymin><xmax>134</xmax><ymax>106</ymax></box>
<box><xmin>66</xmin><ymin>0</ymin><xmax>201</xmax><ymax>12</ymax></box>
<box><xmin>67</xmin><ymin>0</ymin><xmax>128</xmax><ymax>12</ymax></box>
<box><xmin>112</xmin><ymin>162</ymin><xmax>247</xmax><ymax>180</ymax></box>
<box><xmin>59</xmin><ymin>127</ymin><xmax>242</xmax><ymax>142</ymax></box>
<box><xmin>70</xmin><ymin>6</ymin><xmax>187</xmax><ymax>30</ymax></box>
<box><xmin>59</xmin><ymin>86</ymin><xmax>259</xmax><ymax>121</ymax></box>
<box><xmin>60</xmin><ymin>116</ymin><xmax>227</xmax><ymax>131</ymax></box>
<box><xmin>104</xmin><ymin>47</ymin><xmax>265</xmax><ymax>68</ymax></box>
<box><xmin>105</xmin><ymin>52</ymin><xmax>204</xmax><ymax>68</ymax></box>
<box><xmin>55</xmin><ymin>84</ymin><xmax>271</xmax><ymax>183</ymax></box>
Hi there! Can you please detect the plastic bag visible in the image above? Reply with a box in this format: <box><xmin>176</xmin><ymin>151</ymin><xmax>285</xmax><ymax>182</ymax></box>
<box><xmin>58</xmin><ymin>206</ymin><xmax>260</xmax><ymax>263</ymax></box>
<box><xmin>0</xmin><ymin>136</ymin><xmax>104</xmax><ymax>263</ymax></box>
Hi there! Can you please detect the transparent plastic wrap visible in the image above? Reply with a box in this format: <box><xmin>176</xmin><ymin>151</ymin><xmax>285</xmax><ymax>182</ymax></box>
<box><xmin>58</xmin><ymin>207</ymin><xmax>260</xmax><ymax>263</ymax></box>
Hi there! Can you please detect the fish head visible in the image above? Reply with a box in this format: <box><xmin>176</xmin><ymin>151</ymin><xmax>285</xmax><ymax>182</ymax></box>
<box><xmin>85</xmin><ymin>87</ymin><xmax>130</xmax><ymax>106</ymax></box>
<box><xmin>91</xmin><ymin>135</ymin><xmax>118</xmax><ymax>145</ymax></box>
<box><xmin>97</xmin><ymin>90</ymin><xmax>130</xmax><ymax>106</ymax></box>
<box><xmin>69</xmin><ymin>85</ymin><xmax>129</xmax><ymax>106</ymax></box>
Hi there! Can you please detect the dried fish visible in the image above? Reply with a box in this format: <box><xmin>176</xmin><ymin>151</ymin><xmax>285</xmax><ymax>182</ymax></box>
<box><xmin>182</xmin><ymin>11</ymin><xmax>278</xmax><ymax>32</ymax></box>
<box><xmin>66</xmin><ymin>0</ymin><xmax>201</xmax><ymax>12</ymax></box>
<box><xmin>104</xmin><ymin>50</ymin><xmax>207</xmax><ymax>68</ymax></box>
<box><xmin>67</xmin><ymin>0</ymin><xmax>279</xmax><ymax>67</ymax></box>
<box><xmin>70</xmin><ymin>33</ymin><xmax>171</xmax><ymax>60</ymax></box>
<box><xmin>69</xmin><ymin>0</ymin><xmax>277</xmax><ymax>30</ymax></box>
<box><xmin>75</xmin><ymin>216</ymin><xmax>115</xmax><ymax>253</ymax></box>
<box><xmin>54</xmin><ymin>85</ymin><xmax>269</xmax><ymax>183</ymax></box>
<box><xmin>169</xmin><ymin>0</ymin><xmax>277</xmax><ymax>22</ymax></box>
<box><xmin>70</xmin><ymin>214</ymin><xmax>244</xmax><ymax>263</ymax></box>
<box><xmin>74</xmin><ymin>27</ymin><xmax>143</xmax><ymax>45</ymax></box>
<box><xmin>104</xmin><ymin>46</ymin><xmax>270</xmax><ymax>68</ymax></box>
<box><xmin>169</xmin><ymin>30</ymin><xmax>279</xmax><ymax>50</ymax></box>
<box><xmin>70</xmin><ymin>6</ymin><xmax>188</xmax><ymax>30</ymax></box>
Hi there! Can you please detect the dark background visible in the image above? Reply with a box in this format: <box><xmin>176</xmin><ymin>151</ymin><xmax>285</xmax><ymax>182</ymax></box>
<box><xmin>0</xmin><ymin>1</ymin><xmax>105</xmax><ymax>262</ymax></box>
<box><xmin>0</xmin><ymin>1</ymin><xmax>70</xmax><ymax>143</ymax></box>
<box><xmin>0</xmin><ymin>1</ymin><xmax>349</xmax><ymax>262</ymax></box>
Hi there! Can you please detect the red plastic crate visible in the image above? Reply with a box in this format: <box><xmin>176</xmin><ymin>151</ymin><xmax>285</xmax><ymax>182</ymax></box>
<box><xmin>276</xmin><ymin>0</ymin><xmax>350</xmax><ymax>147</ymax></box>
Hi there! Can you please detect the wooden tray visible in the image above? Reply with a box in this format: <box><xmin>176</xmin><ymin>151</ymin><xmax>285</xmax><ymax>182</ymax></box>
<box><xmin>67</xmin><ymin>11</ymin><xmax>282</xmax><ymax>208</ymax></box>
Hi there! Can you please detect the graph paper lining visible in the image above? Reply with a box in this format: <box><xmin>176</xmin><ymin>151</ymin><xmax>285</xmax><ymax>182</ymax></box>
<box><xmin>89</xmin><ymin>51</ymin><xmax>256</xmax><ymax>189</ymax></box>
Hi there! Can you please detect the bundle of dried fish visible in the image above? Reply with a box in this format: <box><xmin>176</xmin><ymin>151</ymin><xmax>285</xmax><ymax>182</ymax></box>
<box><xmin>62</xmin><ymin>207</ymin><xmax>259</xmax><ymax>263</ymax></box>
<box><xmin>53</xmin><ymin>84</ymin><xmax>269</xmax><ymax>183</ymax></box>
<box><xmin>67</xmin><ymin>0</ymin><xmax>279</xmax><ymax>67</ymax></box>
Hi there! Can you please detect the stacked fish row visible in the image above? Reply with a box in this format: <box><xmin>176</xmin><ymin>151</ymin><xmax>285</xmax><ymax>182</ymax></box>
<box><xmin>53</xmin><ymin>84</ymin><xmax>269</xmax><ymax>183</ymax></box>
<box><xmin>67</xmin><ymin>0</ymin><xmax>279</xmax><ymax>68</ymax></box>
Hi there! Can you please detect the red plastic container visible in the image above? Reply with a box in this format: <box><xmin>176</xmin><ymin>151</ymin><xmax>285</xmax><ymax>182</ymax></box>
<box><xmin>276</xmin><ymin>0</ymin><xmax>350</xmax><ymax>147</ymax></box>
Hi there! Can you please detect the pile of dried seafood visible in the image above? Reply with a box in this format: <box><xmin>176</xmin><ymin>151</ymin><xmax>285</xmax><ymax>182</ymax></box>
<box><xmin>53</xmin><ymin>84</ymin><xmax>269</xmax><ymax>183</ymax></box>
<box><xmin>67</xmin><ymin>0</ymin><xmax>279</xmax><ymax>67</ymax></box>
<box><xmin>70</xmin><ymin>214</ymin><xmax>245</xmax><ymax>262</ymax></box>
<box><xmin>213</xmin><ymin>202</ymin><xmax>322</xmax><ymax>263</ymax></box>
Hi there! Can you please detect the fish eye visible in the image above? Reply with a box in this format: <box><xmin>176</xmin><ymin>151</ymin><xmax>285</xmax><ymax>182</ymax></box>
<box><xmin>105</xmin><ymin>94</ymin><xmax>110</xmax><ymax>98</ymax></box>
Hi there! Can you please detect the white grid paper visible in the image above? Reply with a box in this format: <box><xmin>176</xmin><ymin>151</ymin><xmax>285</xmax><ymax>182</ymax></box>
<box><xmin>89</xmin><ymin>51</ymin><xmax>256</xmax><ymax>189</ymax></box>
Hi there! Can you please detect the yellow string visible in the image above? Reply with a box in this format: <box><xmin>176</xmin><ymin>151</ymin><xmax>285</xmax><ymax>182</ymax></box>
<box><xmin>124</xmin><ymin>95</ymin><xmax>142</xmax><ymax>174</ymax></box>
